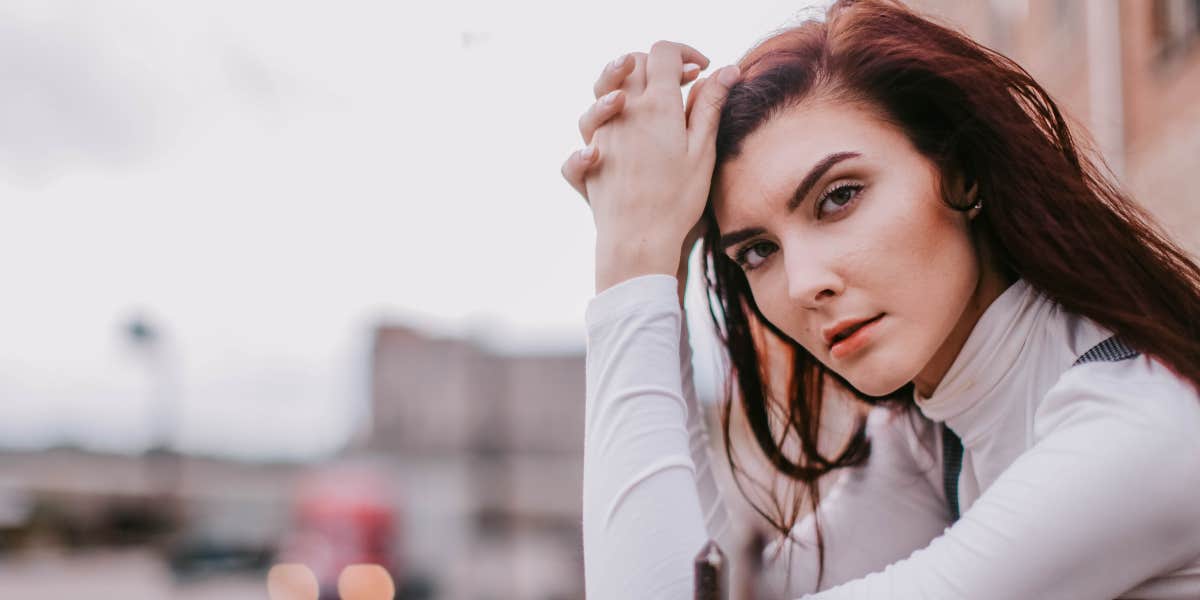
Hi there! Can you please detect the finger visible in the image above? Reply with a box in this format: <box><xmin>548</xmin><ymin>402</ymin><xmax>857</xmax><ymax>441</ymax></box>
<box><xmin>594</xmin><ymin>55</ymin><xmax>701</xmax><ymax>100</ymax></box>
<box><xmin>646</xmin><ymin>40</ymin><xmax>709</xmax><ymax>93</ymax></box>
<box><xmin>593</xmin><ymin>53</ymin><xmax>636</xmax><ymax>99</ymax></box>
<box><xmin>560</xmin><ymin>144</ymin><xmax>598</xmax><ymax>201</ymax></box>
<box><xmin>687</xmin><ymin>65</ymin><xmax>740</xmax><ymax>156</ymax></box>
<box><xmin>578</xmin><ymin>89</ymin><xmax>625</xmax><ymax>144</ymax></box>
<box><xmin>684</xmin><ymin>76</ymin><xmax>708</xmax><ymax>121</ymax></box>
<box><xmin>624</xmin><ymin>51</ymin><xmax>648</xmax><ymax>96</ymax></box>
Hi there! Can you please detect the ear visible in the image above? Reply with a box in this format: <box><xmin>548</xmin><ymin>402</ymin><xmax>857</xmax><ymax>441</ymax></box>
<box><xmin>964</xmin><ymin>179</ymin><xmax>982</xmax><ymax>220</ymax></box>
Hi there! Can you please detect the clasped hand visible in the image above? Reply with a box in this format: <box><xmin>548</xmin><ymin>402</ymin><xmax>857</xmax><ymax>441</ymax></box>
<box><xmin>560</xmin><ymin>41</ymin><xmax>740</xmax><ymax>293</ymax></box>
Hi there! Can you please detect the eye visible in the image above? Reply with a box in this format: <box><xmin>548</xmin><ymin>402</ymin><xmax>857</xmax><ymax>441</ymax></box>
<box><xmin>733</xmin><ymin>240</ymin><xmax>777</xmax><ymax>272</ymax></box>
<box><xmin>816</xmin><ymin>182</ymin><xmax>864</xmax><ymax>219</ymax></box>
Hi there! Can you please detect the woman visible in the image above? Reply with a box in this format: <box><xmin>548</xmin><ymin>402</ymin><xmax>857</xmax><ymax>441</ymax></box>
<box><xmin>561</xmin><ymin>1</ymin><xmax>1200</xmax><ymax>598</ymax></box>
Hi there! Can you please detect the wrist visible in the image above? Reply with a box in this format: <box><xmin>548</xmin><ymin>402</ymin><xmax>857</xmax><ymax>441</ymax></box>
<box><xmin>595</xmin><ymin>235</ymin><xmax>682</xmax><ymax>294</ymax></box>
<box><xmin>675</xmin><ymin>250</ymin><xmax>691</xmax><ymax>307</ymax></box>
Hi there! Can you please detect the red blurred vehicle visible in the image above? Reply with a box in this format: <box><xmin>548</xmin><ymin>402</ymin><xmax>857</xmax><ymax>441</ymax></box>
<box><xmin>277</xmin><ymin>463</ymin><xmax>402</xmax><ymax>599</ymax></box>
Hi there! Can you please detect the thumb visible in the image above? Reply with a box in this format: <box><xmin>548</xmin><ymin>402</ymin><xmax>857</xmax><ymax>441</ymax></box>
<box><xmin>686</xmin><ymin>65</ymin><xmax>739</xmax><ymax>156</ymax></box>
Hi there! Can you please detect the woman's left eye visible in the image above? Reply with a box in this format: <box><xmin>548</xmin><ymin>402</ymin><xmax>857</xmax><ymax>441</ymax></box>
<box><xmin>816</xmin><ymin>183</ymin><xmax>864</xmax><ymax>219</ymax></box>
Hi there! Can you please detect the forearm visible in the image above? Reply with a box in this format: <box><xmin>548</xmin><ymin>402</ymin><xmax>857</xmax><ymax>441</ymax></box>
<box><xmin>808</xmin><ymin>395</ymin><xmax>1200</xmax><ymax>599</ymax></box>
<box><xmin>583</xmin><ymin>274</ymin><xmax>708</xmax><ymax>599</ymax></box>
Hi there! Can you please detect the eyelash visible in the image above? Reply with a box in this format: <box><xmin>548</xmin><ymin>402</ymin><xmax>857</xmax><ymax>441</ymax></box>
<box><xmin>816</xmin><ymin>181</ymin><xmax>864</xmax><ymax>218</ymax></box>
<box><xmin>731</xmin><ymin>181</ymin><xmax>865</xmax><ymax>272</ymax></box>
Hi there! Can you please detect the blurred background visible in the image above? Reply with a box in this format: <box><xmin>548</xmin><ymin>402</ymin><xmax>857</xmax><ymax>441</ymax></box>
<box><xmin>0</xmin><ymin>1</ymin><xmax>1195</xmax><ymax>598</ymax></box>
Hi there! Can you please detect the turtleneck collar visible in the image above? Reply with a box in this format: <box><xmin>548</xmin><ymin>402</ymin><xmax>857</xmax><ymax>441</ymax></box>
<box><xmin>913</xmin><ymin>278</ymin><xmax>1043</xmax><ymax>427</ymax></box>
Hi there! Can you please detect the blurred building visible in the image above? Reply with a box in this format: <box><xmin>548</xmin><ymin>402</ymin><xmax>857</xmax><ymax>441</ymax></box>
<box><xmin>910</xmin><ymin>0</ymin><xmax>1200</xmax><ymax>255</ymax></box>
<box><xmin>0</xmin><ymin>318</ymin><xmax>591</xmax><ymax>599</ymax></box>
<box><xmin>368</xmin><ymin>323</ymin><xmax>585</xmax><ymax>600</ymax></box>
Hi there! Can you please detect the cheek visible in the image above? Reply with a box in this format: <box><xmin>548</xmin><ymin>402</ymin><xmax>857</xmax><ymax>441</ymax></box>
<box><xmin>862</xmin><ymin>191</ymin><xmax>979</xmax><ymax>361</ymax></box>
<box><xmin>838</xmin><ymin>187</ymin><xmax>979</xmax><ymax>391</ymax></box>
<box><xmin>850</xmin><ymin>181</ymin><xmax>977</xmax><ymax>297</ymax></box>
<box><xmin>748</xmin><ymin>276</ymin><xmax>825</xmax><ymax>356</ymax></box>
<box><xmin>900</xmin><ymin>201</ymin><xmax>978</xmax><ymax>310</ymax></box>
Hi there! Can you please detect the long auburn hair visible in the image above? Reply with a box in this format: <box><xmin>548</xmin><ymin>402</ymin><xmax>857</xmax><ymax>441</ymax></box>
<box><xmin>697</xmin><ymin>0</ymin><xmax>1200</xmax><ymax>589</ymax></box>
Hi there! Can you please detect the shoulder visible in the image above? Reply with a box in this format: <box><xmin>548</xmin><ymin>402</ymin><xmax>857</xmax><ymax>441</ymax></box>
<box><xmin>1032</xmin><ymin>354</ymin><xmax>1200</xmax><ymax>525</ymax></box>
<box><xmin>1035</xmin><ymin>352</ymin><xmax>1200</xmax><ymax>440</ymax></box>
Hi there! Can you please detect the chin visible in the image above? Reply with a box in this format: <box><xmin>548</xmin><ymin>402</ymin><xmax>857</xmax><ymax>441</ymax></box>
<box><xmin>851</xmin><ymin>378</ymin><xmax>908</xmax><ymax>398</ymax></box>
<box><xmin>838</xmin><ymin>364</ymin><xmax>916</xmax><ymax>398</ymax></box>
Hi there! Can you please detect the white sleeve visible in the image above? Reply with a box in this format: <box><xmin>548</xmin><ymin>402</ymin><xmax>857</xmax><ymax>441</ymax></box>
<box><xmin>583</xmin><ymin>273</ymin><xmax>708</xmax><ymax>599</ymax></box>
<box><xmin>583</xmin><ymin>273</ymin><xmax>950</xmax><ymax>599</ymax></box>
<box><xmin>803</xmin><ymin>357</ymin><xmax>1200</xmax><ymax>600</ymax></box>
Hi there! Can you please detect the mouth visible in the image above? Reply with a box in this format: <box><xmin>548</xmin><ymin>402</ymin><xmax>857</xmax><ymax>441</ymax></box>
<box><xmin>825</xmin><ymin>314</ymin><xmax>885</xmax><ymax>356</ymax></box>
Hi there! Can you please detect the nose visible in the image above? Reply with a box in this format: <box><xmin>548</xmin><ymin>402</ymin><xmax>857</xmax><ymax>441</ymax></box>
<box><xmin>783</xmin><ymin>238</ymin><xmax>844</xmax><ymax>308</ymax></box>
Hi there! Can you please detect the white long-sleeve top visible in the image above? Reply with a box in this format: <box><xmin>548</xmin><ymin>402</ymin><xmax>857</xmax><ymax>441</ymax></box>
<box><xmin>582</xmin><ymin>274</ymin><xmax>1200</xmax><ymax>599</ymax></box>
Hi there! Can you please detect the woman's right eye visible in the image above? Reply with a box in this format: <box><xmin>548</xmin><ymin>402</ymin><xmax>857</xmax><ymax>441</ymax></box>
<box><xmin>734</xmin><ymin>241</ymin><xmax>777</xmax><ymax>271</ymax></box>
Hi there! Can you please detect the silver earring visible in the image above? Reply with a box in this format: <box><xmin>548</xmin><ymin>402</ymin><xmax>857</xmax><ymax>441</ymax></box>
<box><xmin>970</xmin><ymin>197</ymin><xmax>983</xmax><ymax>211</ymax></box>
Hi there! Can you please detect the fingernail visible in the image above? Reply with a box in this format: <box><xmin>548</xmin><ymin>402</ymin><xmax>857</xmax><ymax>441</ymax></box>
<box><xmin>682</xmin><ymin>63</ymin><xmax>701</xmax><ymax>75</ymax></box>
<box><xmin>602</xmin><ymin>90</ymin><xmax>620</xmax><ymax>105</ymax></box>
<box><xmin>579</xmin><ymin>146</ymin><xmax>594</xmax><ymax>160</ymax></box>
<box><xmin>609</xmin><ymin>54</ymin><xmax>627</xmax><ymax>70</ymax></box>
<box><xmin>718</xmin><ymin>65</ymin><xmax>740</xmax><ymax>86</ymax></box>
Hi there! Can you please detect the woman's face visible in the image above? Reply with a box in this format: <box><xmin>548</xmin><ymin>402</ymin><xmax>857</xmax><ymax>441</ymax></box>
<box><xmin>712</xmin><ymin>99</ymin><xmax>1004</xmax><ymax>397</ymax></box>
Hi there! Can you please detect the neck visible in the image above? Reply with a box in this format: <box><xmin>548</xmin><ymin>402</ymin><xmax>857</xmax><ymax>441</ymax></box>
<box><xmin>913</xmin><ymin>256</ymin><xmax>1013</xmax><ymax>398</ymax></box>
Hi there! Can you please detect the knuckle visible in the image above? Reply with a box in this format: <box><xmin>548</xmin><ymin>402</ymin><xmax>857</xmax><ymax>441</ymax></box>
<box><xmin>597</xmin><ymin>93</ymin><xmax>619</xmax><ymax>114</ymax></box>
<box><xmin>564</xmin><ymin>159</ymin><xmax>585</xmax><ymax>183</ymax></box>
<box><xmin>644</xmin><ymin>93</ymin><xmax>676</xmax><ymax>113</ymax></box>
<box><xmin>605</xmin><ymin>52</ymin><xmax>625</xmax><ymax>70</ymax></box>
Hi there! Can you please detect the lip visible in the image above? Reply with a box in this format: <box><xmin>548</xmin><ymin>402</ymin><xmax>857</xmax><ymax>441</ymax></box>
<box><xmin>824</xmin><ymin>314</ymin><xmax>884</xmax><ymax>359</ymax></box>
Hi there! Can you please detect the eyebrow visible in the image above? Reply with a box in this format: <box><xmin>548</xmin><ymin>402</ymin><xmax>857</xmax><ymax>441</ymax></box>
<box><xmin>718</xmin><ymin>151</ymin><xmax>862</xmax><ymax>254</ymax></box>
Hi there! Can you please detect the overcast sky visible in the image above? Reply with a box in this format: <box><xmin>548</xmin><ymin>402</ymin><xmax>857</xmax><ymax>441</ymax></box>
<box><xmin>0</xmin><ymin>0</ymin><xmax>822</xmax><ymax>460</ymax></box>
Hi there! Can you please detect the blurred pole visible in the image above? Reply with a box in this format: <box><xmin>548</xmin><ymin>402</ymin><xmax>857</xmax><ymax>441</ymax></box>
<box><xmin>731</xmin><ymin>529</ymin><xmax>765</xmax><ymax>600</ymax></box>
<box><xmin>1086</xmin><ymin>0</ymin><xmax>1125</xmax><ymax>180</ymax></box>
<box><xmin>694</xmin><ymin>539</ymin><xmax>726</xmax><ymax>600</ymax></box>
<box><xmin>127</xmin><ymin>315</ymin><xmax>181</xmax><ymax>452</ymax></box>
<box><xmin>125</xmin><ymin>314</ymin><xmax>183</xmax><ymax>510</ymax></box>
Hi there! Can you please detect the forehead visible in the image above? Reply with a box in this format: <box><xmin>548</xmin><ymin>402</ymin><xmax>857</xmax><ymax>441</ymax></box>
<box><xmin>712</xmin><ymin>100</ymin><xmax>906</xmax><ymax>223</ymax></box>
